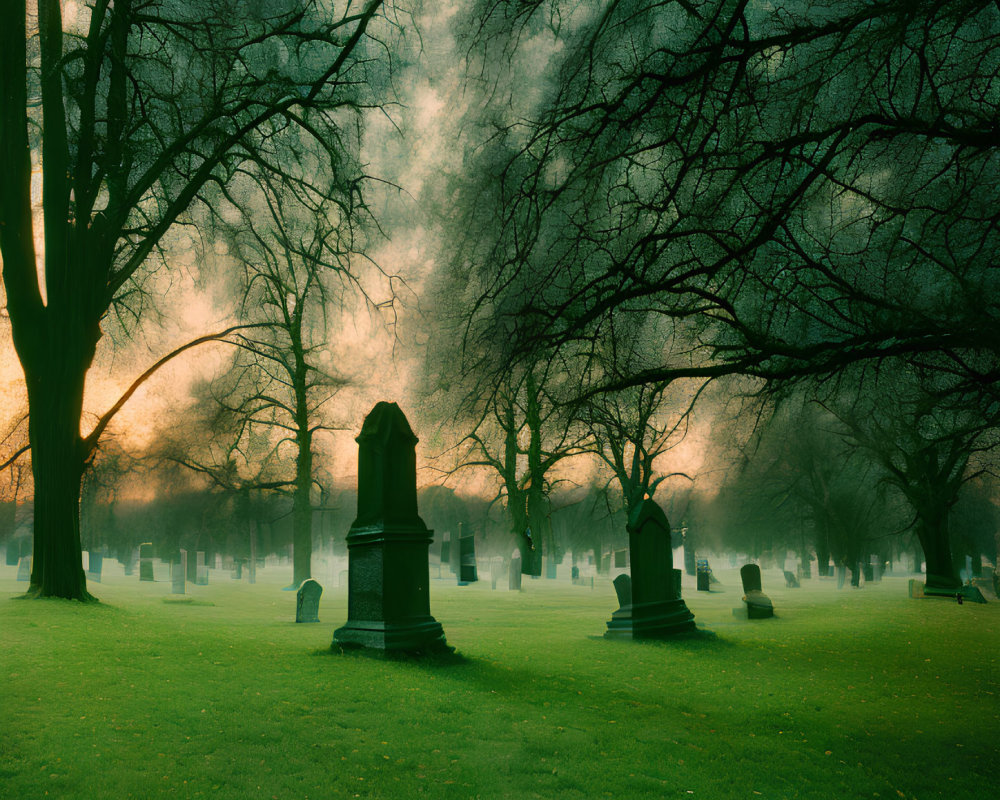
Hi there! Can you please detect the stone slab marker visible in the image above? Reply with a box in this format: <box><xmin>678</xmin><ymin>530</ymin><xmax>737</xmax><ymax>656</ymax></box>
<box><xmin>605</xmin><ymin>499</ymin><xmax>696</xmax><ymax>639</ymax></box>
<box><xmin>509</xmin><ymin>551</ymin><xmax>522</xmax><ymax>591</ymax></box>
<box><xmin>296</xmin><ymin>578</ymin><xmax>323</xmax><ymax>623</ymax></box>
<box><xmin>740</xmin><ymin>563</ymin><xmax>774</xmax><ymax>619</ymax></box>
<box><xmin>87</xmin><ymin>551</ymin><xmax>103</xmax><ymax>583</ymax></box>
<box><xmin>440</xmin><ymin>531</ymin><xmax>451</xmax><ymax>568</ymax></box>
<box><xmin>333</xmin><ymin>402</ymin><xmax>447</xmax><ymax>652</ymax></box>
<box><xmin>696</xmin><ymin>558</ymin><xmax>711</xmax><ymax>591</ymax></box>
<box><xmin>139</xmin><ymin>542</ymin><xmax>154</xmax><ymax>581</ymax></box>
<box><xmin>458</xmin><ymin>531</ymin><xmax>477</xmax><ymax>584</ymax></box>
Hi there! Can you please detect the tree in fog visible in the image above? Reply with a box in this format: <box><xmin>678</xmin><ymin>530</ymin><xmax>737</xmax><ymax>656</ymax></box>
<box><xmin>0</xmin><ymin>0</ymin><xmax>396</xmax><ymax>598</ymax></box>
<box><xmin>454</xmin><ymin>365</ymin><xmax>585</xmax><ymax>574</ymax></box>
<box><xmin>454</xmin><ymin>0</ymin><xmax>1000</xmax><ymax>391</ymax></box>
<box><xmin>449</xmin><ymin>2</ymin><xmax>1000</xmax><ymax>594</ymax></box>
<box><xmin>826</xmin><ymin>367</ymin><xmax>999</xmax><ymax>590</ymax></box>
<box><xmin>701</xmin><ymin>397</ymin><xmax>898</xmax><ymax>575</ymax></box>
<box><xmin>578</xmin><ymin>316</ymin><xmax>704</xmax><ymax>519</ymax></box>
<box><xmin>204</xmin><ymin>173</ymin><xmax>364</xmax><ymax>587</ymax></box>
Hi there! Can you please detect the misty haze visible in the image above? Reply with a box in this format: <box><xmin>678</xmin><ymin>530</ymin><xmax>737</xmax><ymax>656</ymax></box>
<box><xmin>1</xmin><ymin>1</ymin><xmax>998</xmax><ymax>798</ymax></box>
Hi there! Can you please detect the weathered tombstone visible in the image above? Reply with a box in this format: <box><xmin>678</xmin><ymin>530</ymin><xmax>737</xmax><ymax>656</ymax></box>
<box><xmin>683</xmin><ymin>537</ymin><xmax>696</xmax><ymax>577</ymax></box>
<box><xmin>740</xmin><ymin>563</ymin><xmax>774</xmax><ymax>619</ymax></box>
<box><xmin>612</xmin><ymin>573</ymin><xmax>632</xmax><ymax>608</ymax></box>
<box><xmin>440</xmin><ymin>531</ymin><xmax>451</xmax><ymax>567</ymax></box>
<box><xmin>139</xmin><ymin>542</ymin><xmax>154</xmax><ymax>582</ymax></box>
<box><xmin>87</xmin><ymin>551</ymin><xmax>104</xmax><ymax>584</ymax></box>
<box><xmin>196</xmin><ymin>551</ymin><xmax>209</xmax><ymax>585</ymax></box>
<box><xmin>696</xmin><ymin>558</ymin><xmax>712</xmax><ymax>592</ymax></box>
<box><xmin>458</xmin><ymin>531</ymin><xmax>478</xmax><ymax>584</ymax></box>
<box><xmin>509</xmin><ymin>550</ymin><xmax>523</xmax><ymax>591</ymax></box>
<box><xmin>522</xmin><ymin>536</ymin><xmax>542</xmax><ymax>577</ymax></box>
<box><xmin>16</xmin><ymin>555</ymin><xmax>31</xmax><ymax>582</ymax></box>
<box><xmin>783</xmin><ymin>570</ymin><xmax>800</xmax><ymax>588</ymax></box>
<box><xmin>333</xmin><ymin>402</ymin><xmax>447</xmax><ymax>652</ymax></box>
<box><xmin>296</xmin><ymin>579</ymin><xmax>323</xmax><ymax>623</ymax></box>
<box><xmin>172</xmin><ymin>551</ymin><xmax>187</xmax><ymax>594</ymax></box>
<box><xmin>605</xmin><ymin>499</ymin><xmax>697</xmax><ymax>639</ymax></box>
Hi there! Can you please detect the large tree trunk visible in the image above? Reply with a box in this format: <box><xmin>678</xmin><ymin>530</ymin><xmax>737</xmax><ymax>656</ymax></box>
<box><xmin>23</xmin><ymin>352</ymin><xmax>93</xmax><ymax>601</ymax></box>
<box><xmin>292</xmin><ymin>430</ymin><xmax>314</xmax><ymax>588</ymax></box>
<box><xmin>915</xmin><ymin>505</ymin><xmax>960</xmax><ymax>591</ymax></box>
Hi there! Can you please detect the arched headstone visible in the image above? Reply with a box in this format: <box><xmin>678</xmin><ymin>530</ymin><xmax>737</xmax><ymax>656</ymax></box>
<box><xmin>740</xmin><ymin>563</ymin><xmax>774</xmax><ymax>619</ymax></box>
<box><xmin>296</xmin><ymin>579</ymin><xmax>323</xmax><ymax>623</ymax></box>
<box><xmin>605</xmin><ymin>499</ymin><xmax>696</xmax><ymax>639</ymax></box>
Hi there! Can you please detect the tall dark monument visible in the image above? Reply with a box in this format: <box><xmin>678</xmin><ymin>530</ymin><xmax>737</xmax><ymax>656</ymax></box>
<box><xmin>605</xmin><ymin>499</ymin><xmax>696</xmax><ymax>639</ymax></box>
<box><xmin>333</xmin><ymin>402</ymin><xmax>447</xmax><ymax>652</ymax></box>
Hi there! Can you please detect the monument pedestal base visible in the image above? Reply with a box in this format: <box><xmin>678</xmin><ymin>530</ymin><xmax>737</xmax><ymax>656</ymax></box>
<box><xmin>334</xmin><ymin>617</ymin><xmax>447</xmax><ymax>652</ymax></box>
<box><xmin>604</xmin><ymin>599</ymin><xmax>697</xmax><ymax>639</ymax></box>
<box><xmin>744</xmin><ymin>590</ymin><xmax>774</xmax><ymax>619</ymax></box>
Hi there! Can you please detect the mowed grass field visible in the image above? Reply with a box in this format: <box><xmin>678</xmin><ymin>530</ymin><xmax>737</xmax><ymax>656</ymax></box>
<box><xmin>1</xmin><ymin>563</ymin><xmax>998</xmax><ymax>799</ymax></box>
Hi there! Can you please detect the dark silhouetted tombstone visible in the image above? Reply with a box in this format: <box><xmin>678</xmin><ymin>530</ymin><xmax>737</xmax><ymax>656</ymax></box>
<box><xmin>458</xmin><ymin>531</ymin><xmax>478</xmax><ymax>584</ymax></box>
<box><xmin>333</xmin><ymin>402</ymin><xmax>447</xmax><ymax>652</ymax></box>
<box><xmin>696</xmin><ymin>558</ymin><xmax>712</xmax><ymax>592</ymax></box>
<box><xmin>605</xmin><ymin>500</ymin><xmax>696</xmax><ymax>639</ymax></box>
<box><xmin>196</xmin><ymin>551</ymin><xmax>209</xmax><ymax>585</ymax></box>
<box><xmin>863</xmin><ymin>562</ymin><xmax>874</xmax><ymax>583</ymax></box>
<box><xmin>440</xmin><ymin>531</ymin><xmax>451</xmax><ymax>567</ymax></box>
<box><xmin>783</xmin><ymin>570</ymin><xmax>800</xmax><ymax>588</ymax></box>
<box><xmin>509</xmin><ymin>551</ymin><xmax>523</xmax><ymax>591</ymax></box>
<box><xmin>836</xmin><ymin>565</ymin><xmax>846</xmax><ymax>589</ymax></box>
<box><xmin>571</xmin><ymin>565</ymin><xmax>580</xmax><ymax>583</ymax></box>
<box><xmin>16</xmin><ymin>555</ymin><xmax>31</xmax><ymax>582</ymax></box>
<box><xmin>612</xmin><ymin>573</ymin><xmax>632</xmax><ymax>608</ymax></box>
<box><xmin>296</xmin><ymin>579</ymin><xmax>323</xmax><ymax>623</ymax></box>
<box><xmin>522</xmin><ymin>531</ymin><xmax>542</xmax><ymax>577</ymax></box>
<box><xmin>86</xmin><ymin>551</ymin><xmax>103</xmax><ymax>584</ymax></box>
<box><xmin>139</xmin><ymin>542</ymin><xmax>154</xmax><ymax>581</ymax></box>
<box><xmin>683</xmin><ymin>535</ymin><xmax>696</xmax><ymax>577</ymax></box>
<box><xmin>740</xmin><ymin>564</ymin><xmax>774</xmax><ymax>619</ymax></box>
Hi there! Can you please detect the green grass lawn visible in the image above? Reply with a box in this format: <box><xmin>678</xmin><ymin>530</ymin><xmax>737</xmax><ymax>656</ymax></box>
<box><xmin>1</xmin><ymin>564</ymin><xmax>998</xmax><ymax>799</ymax></box>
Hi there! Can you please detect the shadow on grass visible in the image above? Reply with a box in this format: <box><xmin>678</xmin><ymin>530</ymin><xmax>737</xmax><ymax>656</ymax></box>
<box><xmin>316</xmin><ymin>642</ymin><xmax>471</xmax><ymax>667</ymax></box>
<box><xmin>590</xmin><ymin>626</ymin><xmax>737</xmax><ymax>650</ymax></box>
